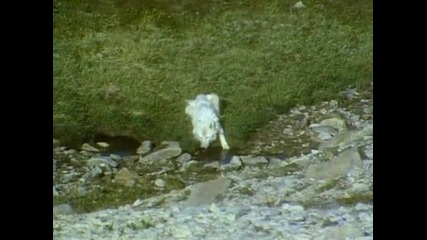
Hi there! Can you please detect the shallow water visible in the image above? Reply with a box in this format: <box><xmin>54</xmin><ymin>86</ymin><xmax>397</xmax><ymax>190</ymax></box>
<box><xmin>92</xmin><ymin>134</ymin><xmax>288</xmax><ymax>163</ymax></box>
<box><xmin>193</xmin><ymin>146</ymin><xmax>242</xmax><ymax>164</ymax></box>
<box><xmin>194</xmin><ymin>146</ymin><xmax>289</xmax><ymax>164</ymax></box>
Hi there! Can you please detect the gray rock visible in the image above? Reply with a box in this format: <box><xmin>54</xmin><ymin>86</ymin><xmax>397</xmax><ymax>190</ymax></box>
<box><xmin>289</xmin><ymin>109</ymin><xmax>306</xmax><ymax>119</ymax></box>
<box><xmin>154</xmin><ymin>179</ymin><xmax>166</xmax><ymax>188</ymax></box>
<box><xmin>337</xmin><ymin>147</ymin><xmax>363</xmax><ymax>167</ymax></box>
<box><xmin>329</xmin><ymin>100</ymin><xmax>339</xmax><ymax>108</ymax></box>
<box><xmin>62</xmin><ymin>172</ymin><xmax>77</xmax><ymax>183</ymax></box>
<box><xmin>229</xmin><ymin>156</ymin><xmax>243</xmax><ymax>168</ymax></box>
<box><xmin>122</xmin><ymin>155</ymin><xmax>140</xmax><ymax>162</ymax></box>
<box><xmin>318</xmin><ymin>132</ymin><xmax>333</xmax><ymax>141</ymax></box>
<box><xmin>305</xmin><ymin>147</ymin><xmax>362</xmax><ymax>179</ymax></box>
<box><xmin>320</xmin><ymin>118</ymin><xmax>348</xmax><ymax>132</ymax></box>
<box><xmin>110</xmin><ymin>154</ymin><xmax>122</xmax><ymax>161</ymax></box>
<box><xmin>53</xmin><ymin>159</ymin><xmax>57</xmax><ymax>171</ymax></box>
<box><xmin>281</xmin><ymin>203</ymin><xmax>305</xmax><ymax>213</ymax></box>
<box><xmin>320</xmin><ymin>224</ymin><xmax>363</xmax><ymax>239</ymax></box>
<box><xmin>54</xmin><ymin>146</ymin><xmax>67</xmax><ymax>152</ymax></box>
<box><xmin>137</xmin><ymin>141</ymin><xmax>153</xmax><ymax>155</ymax></box>
<box><xmin>96</xmin><ymin>142</ymin><xmax>109</xmax><ymax>148</ymax></box>
<box><xmin>343</xmin><ymin>88</ymin><xmax>359</xmax><ymax>99</ymax></box>
<box><xmin>283</xmin><ymin>128</ymin><xmax>294</xmax><ymax>135</ymax></box>
<box><xmin>176</xmin><ymin>153</ymin><xmax>192</xmax><ymax>165</ymax></box>
<box><xmin>171</xmin><ymin>226</ymin><xmax>193</xmax><ymax>238</ymax></box>
<box><xmin>318</xmin><ymin>130</ymin><xmax>352</xmax><ymax>150</ymax></box>
<box><xmin>84</xmin><ymin>165</ymin><xmax>103</xmax><ymax>180</ymax></box>
<box><xmin>358</xmin><ymin>212</ymin><xmax>372</xmax><ymax>223</ymax></box>
<box><xmin>350</xmin><ymin>115</ymin><xmax>360</xmax><ymax>122</ymax></box>
<box><xmin>80</xmin><ymin>150</ymin><xmax>95</xmax><ymax>157</ymax></box>
<box><xmin>180</xmin><ymin>160</ymin><xmax>198</xmax><ymax>171</ymax></box>
<box><xmin>240</xmin><ymin>155</ymin><xmax>268</xmax><ymax>166</ymax></box>
<box><xmin>204</xmin><ymin>157</ymin><xmax>242</xmax><ymax>170</ymax></box>
<box><xmin>236</xmin><ymin>219</ymin><xmax>251</xmax><ymax>229</ymax></box>
<box><xmin>203</xmin><ymin>161</ymin><xmax>220</xmax><ymax>170</ymax></box>
<box><xmin>64</xmin><ymin>149</ymin><xmax>77</xmax><ymax>155</ymax></box>
<box><xmin>81</xmin><ymin>143</ymin><xmax>100</xmax><ymax>152</ymax></box>
<box><xmin>87</xmin><ymin>156</ymin><xmax>118</xmax><ymax>168</ymax></box>
<box><xmin>53</xmin><ymin>204</ymin><xmax>74</xmax><ymax>216</ymax></box>
<box><xmin>139</xmin><ymin>144</ymin><xmax>182</xmax><ymax>164</ymax></box>
<box><xmin>309</xmin><ymin>124</ymin><xmax>339</xmax><ymax>136</ymax></box>
<box><xmin>319</xmin><ymin>108</ymin><xmax>328</xmax><ymax>115</ymax></box>
<box><xmin>355</xmin><ymin>203</ymin><xmax>371</xmax><ymax>211</ymax></box>
<box><xmin>185</xmin><ymin>177</ymin><xmax>232</xmax><ymax>206</ymax></box>
<box><xmin>364</xmin><ymin>105</ymin><xmax>373</xmax><ymax>114</ymax></box>
<box><xmin>114</xmin><ymin>168</ymin><xmax>139</xmax><ymax>187</ymax></box>
<box><xmin>299</xmin><ymin>116</ymin><xmax>309</xmax><ymax>129</ymax></box>
<box><xmin>267</xmin><ymin>157</ymin><xmax>284</xmax><ymax>168</ymax></box>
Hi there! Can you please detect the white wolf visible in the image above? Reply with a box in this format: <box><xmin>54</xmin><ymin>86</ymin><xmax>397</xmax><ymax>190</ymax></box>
<box><xmin>185</xmin><ymin>93</ymin><xmax>230</xmax><ymax>150</ymax></box>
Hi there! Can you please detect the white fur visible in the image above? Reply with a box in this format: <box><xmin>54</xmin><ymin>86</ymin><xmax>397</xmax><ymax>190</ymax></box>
<box><xmin>185</xmin><ymin>93</ymin><xmax>230</xmax><ymax>149</ymax></box>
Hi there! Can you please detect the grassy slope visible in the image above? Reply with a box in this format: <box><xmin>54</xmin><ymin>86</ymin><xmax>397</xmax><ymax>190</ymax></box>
<box><xmin>53</xmin><ymin>0</ymin><xmax>372</xmax><ymax>150</ymax></box>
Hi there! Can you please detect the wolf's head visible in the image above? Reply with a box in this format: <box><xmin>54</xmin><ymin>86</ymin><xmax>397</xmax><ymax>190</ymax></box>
<box><xmin>205</xmin><ymin>93</ymin><xmax>220</xmax><ymax>112</ymax></box>
<box><xmin>194</xmin><ymin>122</ymin><xmax>218</xmax><ymax>149</ymax></box>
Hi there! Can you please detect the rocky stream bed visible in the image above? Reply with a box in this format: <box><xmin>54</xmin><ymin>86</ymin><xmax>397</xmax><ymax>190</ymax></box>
<box><xmin>53</xmin><ymin>85</ymin><xmax>373</xmax><ymax>239</ymax></box>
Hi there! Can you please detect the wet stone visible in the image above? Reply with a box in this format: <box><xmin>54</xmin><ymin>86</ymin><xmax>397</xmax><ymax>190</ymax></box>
<box><xmin>318</xmin><ymin>132</ymin><xmax>332</xmax><ymax>141</ymax></box>
<box><xmin>154</xmin><ymin>179</ymin><xmax>166</xmax><ymax>188</ymax></box>
<box><xmin>229</xmin><ymin>156</ymin><xmax>243</xmax><ymax>168</ymax></box>
<box><xmin>110</xmin><ymin>154</ymin><xmax>122</xmax><ymax>161</ymax></box>
<box><xmin>87</xmin><ymin>156</ymin><xmax>118</xmax><ymax>168</ymax></box>
<box><xmin>114</xmin><ymin>168</ymin><xmax>139</xmax><ymax>187</ymax></box>
<box><xmin>122</xmin><ymin>155</ymin><xmax>139</xmax><ymax>162</ymax></box>
<box><xmin>320</xmin><ymin>118</ymin><xmax>347</xmax><ymax>132</ymax></box>
<box><xmin>137</xmin><ymin>141</ymin><xmax>153</xmax><ymax>155</ymax></box>
<box><xmin>309</xmin><ymin>124</ymin><xmax>339</xmax><ymax>136</ymax></box>
<box><xmin>240</xmin><ymin>155</ymin><xmax>268</xmax><ymax>166</ymax></box>
<box><xmin>267</xmin><ymin>157</ymin><xmax>285</xmax><ymax>168</ymax></box>
<box><xmin>185</xmin><ymin>177</ymin><xmax>232</xmax><ymax>206</ymax></box>
<box><xmin>203</xmin><ymin>161</ymin><xmax>220</xmax><ymax>170</ymax></box>
<box><xmin>53</xmin><ymin>204</ymin><xmax>74</xmax><ymax>216</ymax></box>
<box><xmin>180</xmin><ymin>160</ymin><xmax>198</xmax><ymax>171</ymax></box>
<box><xmin>176</xmin><ymin>153</ymin><xmax>192</xmax><ymax>165</ymax></box>
<box><xmin>139</xmin><ymin>145</ymin><xmax>182</xmax><ymax>164</ymax></box>
<box><xmin>96</xmin><ymin>142</ymin><xmax>110</xmax><ymax>148</ymax></box>
<box><xmin>81</xmin><ymin>143</ymin><xmax>100</xmax><ymax>152</ymax></box>
<box><xmin>305</xmin><ymin>147</ymin><xmax>362</xmax><ymax>180</ymax></box>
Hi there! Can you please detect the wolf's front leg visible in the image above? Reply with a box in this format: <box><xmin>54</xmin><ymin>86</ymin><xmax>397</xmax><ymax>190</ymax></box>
<box><xmin>218</xmin><ymin>127</ymin><xmax>230</xmax><ymax>149</ymax></box>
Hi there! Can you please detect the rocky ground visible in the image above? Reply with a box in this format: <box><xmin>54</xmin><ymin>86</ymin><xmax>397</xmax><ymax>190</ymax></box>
<box><xmin>53</xmin><ymin>85</ymin><xmax>373</xmax><ymax>239</ymax></box>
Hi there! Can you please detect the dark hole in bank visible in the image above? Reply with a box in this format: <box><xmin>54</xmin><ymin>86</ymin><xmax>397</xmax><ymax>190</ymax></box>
<box><xmin>93</xmin><ymin>134</ymin><xmax>141</xmax><ymax>157</ymax></box>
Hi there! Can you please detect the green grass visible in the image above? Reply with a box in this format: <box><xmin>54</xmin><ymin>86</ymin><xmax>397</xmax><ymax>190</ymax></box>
<box><xmin>53</xmin><ymin>0</ymin><xmax>373</xmax><ymax>150</ymax></box>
